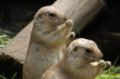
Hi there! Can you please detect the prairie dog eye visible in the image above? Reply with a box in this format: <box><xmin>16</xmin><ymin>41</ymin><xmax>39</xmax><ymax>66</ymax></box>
<box><xmin>49</xmin><ymin>13</ymin><xmax>56</xmax><ymax>17</ymax></box>
<box><xmin>85</xmin><ymin>49</ymin><xmax>92</xmax><ymax>53</ymax></box>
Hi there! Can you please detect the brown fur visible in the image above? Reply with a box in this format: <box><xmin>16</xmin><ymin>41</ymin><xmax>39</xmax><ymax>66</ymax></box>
<box><xmin>41</xmin><ymin>38</ymin><xmax>111</xmax><ymax>79</ymax></box>
<box><xmin>23</xmin><ymin>6</ymin><xmax>74</xmax><ymax>79</ymax></box>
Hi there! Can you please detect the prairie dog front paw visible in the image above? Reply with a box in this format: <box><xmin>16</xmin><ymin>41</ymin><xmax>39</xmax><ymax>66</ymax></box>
<box><xmin>98</xmin><ymin>60</ymin><xmax>111</xmax><ymax>70</ymax></box>
<box><xmin>70</xmin><ymin>32</ymin><xmax>75</xmax><ymax>39</ymax></box>
<box><xmin>104</xmin><ymin>61</ymin><xmax>111</xmax><ymax>70</ymax></box>
<box><xmin>66</xmin><ymin>20</ymin><xmax>73</xmax><ymax>27</ymax></box>
<box><xmin>98</xmin><ymin>60</ymin><xmax>105</xmax><ymax>66</ymax></box>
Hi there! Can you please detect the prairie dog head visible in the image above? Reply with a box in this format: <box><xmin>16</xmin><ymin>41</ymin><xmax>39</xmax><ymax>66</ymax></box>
<box><xmin>34</xmin><ymin>6</ymin><xmax>67</xmax><ymax>26</ymax></box>
<box><xmin>65</xmin><ymin>38</ymin><xmax>103</xmax><ymax>64</ymax></box>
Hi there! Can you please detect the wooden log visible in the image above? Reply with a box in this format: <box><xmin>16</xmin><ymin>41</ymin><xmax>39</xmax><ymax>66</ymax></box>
<box><xmin>0</xmin><ymin>0</ymin><xmax>106</xmax><ymax>72</ymax></box>
<box><xmin>0</xmin><ymin>21</ymin><xmax>33</xmax><ymax>77</ymax></box>
<box><xmin>0</xmin><ymin>21</ymin><xmax>33</xmax><ymax>63</ymax></box>
<box><xmin>53</xmin><ymin>0</ymin><xmax>106</xmax><ymax>33</ymax></box>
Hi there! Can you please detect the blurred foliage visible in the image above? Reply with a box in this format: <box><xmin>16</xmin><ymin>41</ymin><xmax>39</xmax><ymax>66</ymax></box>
<box><xmin>0</xmin><ymin>29</ymin><xmax>13</xmax><ymax>49</ymax></box>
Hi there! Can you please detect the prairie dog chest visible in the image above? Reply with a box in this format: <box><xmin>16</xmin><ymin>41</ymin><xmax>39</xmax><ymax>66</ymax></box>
<box><xmin>49</xmin><ymin>49</ymin><xmax>62</xmax><ymax>64</ymax></box>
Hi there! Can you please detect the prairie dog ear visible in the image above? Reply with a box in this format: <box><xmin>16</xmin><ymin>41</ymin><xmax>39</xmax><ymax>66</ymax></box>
<box><xmin>73</xmin><ymin>46</ymin><xmax>80</xmax><ymax>52</ymax></box>
<box><xmin>38</xmin><ymin>13</ymin><xmax>42</xmax><ymax>18</ymax></box>
<box><xmin>36</xmin><ymin>13</ymin><xmax>45</xmax><ymax>23</ymax></box>
<box><xmin>54</xmin><ymin>6</ymin><xmax>61</xmax><ymax>10</ymax></box>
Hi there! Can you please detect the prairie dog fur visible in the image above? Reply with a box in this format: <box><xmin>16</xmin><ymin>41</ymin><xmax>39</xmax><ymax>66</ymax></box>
<box><xmin>41</xmin><ymin>38</ymin><xmax>111</xmax><ymax>79</ymax></box>
<box><xmin>23</xmin><ymin>6</ymin><xmax>74</xmax><ymax>79</ymax></box>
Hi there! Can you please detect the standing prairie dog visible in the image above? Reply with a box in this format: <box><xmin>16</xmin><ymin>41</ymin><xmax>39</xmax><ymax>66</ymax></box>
<box><xmin>41</xmin><ymin>38</ymin><xmax>111</xmax><ymax>79</ymax></box>
<box><xmin>23</xmin><ymin>6</ymin><xmax>75</xmax><ymax>79</ymax></box>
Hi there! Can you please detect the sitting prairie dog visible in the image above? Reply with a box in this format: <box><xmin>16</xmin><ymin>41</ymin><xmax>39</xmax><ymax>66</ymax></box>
<box><xmin>23</xmin><ymin>6</ymin><xmax>75</xmax><ymax>79</ymax></box>
<box><xmin>41</xmin><ymin>38</ymin><xmax>111</xmax><ymax>79</ymax></box>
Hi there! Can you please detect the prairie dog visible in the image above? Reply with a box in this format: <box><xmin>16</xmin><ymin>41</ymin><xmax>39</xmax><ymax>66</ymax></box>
<box><xmin>41</xmin><ymin>38</ymin><xmax>111</xmax><ymax>79</ymax></box>
<box><xmin>23</xmin><ymin>6</ymin><xmax>74</xmax><ymax>79</ymax></box>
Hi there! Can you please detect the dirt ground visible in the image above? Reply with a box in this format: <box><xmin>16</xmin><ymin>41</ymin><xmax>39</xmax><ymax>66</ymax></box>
<box><xmin>0</xmin><ymin>0</ymin><xmax>120</xmax><ymax>79</ymax></box>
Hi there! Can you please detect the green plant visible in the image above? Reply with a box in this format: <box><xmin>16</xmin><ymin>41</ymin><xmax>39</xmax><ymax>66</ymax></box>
<box><xmin>96</xmin><ymin>55</ymin><xmax>120</xmax><ymax>79</ymax></box>
<box><xmin>73</xmin><ymin>25</ymin><xmax>80</xmax><ymax>37</ymax></box>
<box><xmin>0</xmin><ymin>29</ymin><xmax>14</xmax><ymax>35</ymax></box>
<box><xmin>12</xmin><ymin>73</ymin><xmax>17</xmax><ymax>79</ymax></box>
<box><xmin>0</xmin><ymin>35</ymin><xmax>11</xmax><ymax>49</ymax></box>
<box><xmin>96</xmin><ymin>66</ymin><xmax>120</xmax><ymax>79</ymax></box>
<box><xmin>0</xmin><ymin>72</ymin><xmax>17</xmax><ymax>79</ymax></box>
<box><xmin>0</xmin><ymin>29</ymin><xmax>13</xmax><ymax>49</ymax></box>
<box><xmin>0</xmin><ymin>75</ymin><xmax>7</xmax><ymax>79</ymax></box>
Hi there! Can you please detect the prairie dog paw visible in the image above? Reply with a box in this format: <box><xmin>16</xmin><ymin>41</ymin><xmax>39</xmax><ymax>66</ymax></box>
<box><xmin>98</xmin><ymin>60</ymin><xmax>111</xmax><ymax>70</ymax></box>
<box><xmin>66</xmin><ymin>20</ymin><xmax>73</xmax><ymax>27</ymax></box>
<box><xmin>98</xmin><ymin>60</ymin><xmax>105</xmax><ymax>66</ymax></box>
<box><xmin>104</xmin><ymin>61</ymin><xmax>111</xmax><ymax>70</ymax></box>
<box><xmin>70</xmin><ymin>32</ymin><xmax>75</xmax><ymax>39</ymax></box>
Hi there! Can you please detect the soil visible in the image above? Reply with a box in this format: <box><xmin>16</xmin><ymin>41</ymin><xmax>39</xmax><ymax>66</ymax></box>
<box><xmin>0</xmin><ymin>0</ymin><xmax>120</xmax><ymax>79</ymax></box>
